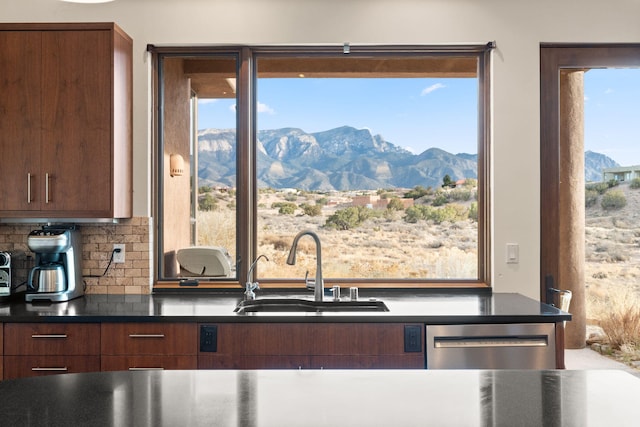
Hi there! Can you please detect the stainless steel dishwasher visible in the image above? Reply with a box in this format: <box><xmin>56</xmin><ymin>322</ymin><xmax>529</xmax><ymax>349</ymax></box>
<box><xmin>426</xmin><ymin>323</ymin><xmax>556</xmax><ymax>369</ymax></box>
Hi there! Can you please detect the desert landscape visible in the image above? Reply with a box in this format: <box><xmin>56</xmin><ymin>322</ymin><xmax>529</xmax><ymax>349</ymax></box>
<box><xmin>197</xmin><ymin>179</ymin><xmax>640</xmax><ymax>365</ymax></box>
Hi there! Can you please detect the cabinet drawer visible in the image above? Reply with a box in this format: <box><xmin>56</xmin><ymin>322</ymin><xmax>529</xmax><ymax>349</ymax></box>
<box><xmin>4</xmin><ymin>323</ymin><xmax>100</xmax><ymax>355</ymax></box>
<box><xmin>101</xmin><ymin>323</ymin><xmax>197</xmax><ymax>355</ymax></box>
<box><xmin>101</xmin><ymin>355</ymin><xmax>197</xmax><ymax>372</ymax></box>
<box><xmin>3</xmin><ymin>355</ymin><xmax>100</xmax><ymax>380</ymax></box>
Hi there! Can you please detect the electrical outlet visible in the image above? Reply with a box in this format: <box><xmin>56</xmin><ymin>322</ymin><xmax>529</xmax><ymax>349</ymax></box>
<box><xmin>113</xmin><ymin>244</ymin><xmax>126</xmax><ymax>263</ymax></box>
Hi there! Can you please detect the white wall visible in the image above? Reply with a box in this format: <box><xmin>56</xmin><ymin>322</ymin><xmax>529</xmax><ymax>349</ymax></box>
<box><xmin>3</xmin><ymin>0</ymin><xmax>640</xmax><ymax>299</ymax></box>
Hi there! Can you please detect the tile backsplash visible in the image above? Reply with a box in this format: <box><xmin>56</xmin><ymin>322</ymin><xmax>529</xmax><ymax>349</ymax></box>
<box><xmin>0</xmin><ymin>217</ymin><xmax>152</xmax><ymax>295</ymax></box>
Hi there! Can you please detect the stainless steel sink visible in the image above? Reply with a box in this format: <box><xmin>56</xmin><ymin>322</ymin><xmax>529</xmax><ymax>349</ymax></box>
<box><xmin>234</xmin><ymin>298</ymin><xmax>389</xmax><ymax>313</ymax></box>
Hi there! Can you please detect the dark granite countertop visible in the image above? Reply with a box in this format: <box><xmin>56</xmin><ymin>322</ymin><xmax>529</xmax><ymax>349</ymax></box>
<box><xmin>0</xmin><ymin>291</ymin><xmax>570</xmax><ymax>324</ymax></box>
<box><xmin>0</xmin><ymin>369</ymin><xmax>638</xmax><ymax>426</ymax></box>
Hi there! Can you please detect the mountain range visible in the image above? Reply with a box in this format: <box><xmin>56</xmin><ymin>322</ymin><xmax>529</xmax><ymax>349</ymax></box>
<box><xmin>197</xmin><ymin>126</ymin><xmax>619</xmax><ymax>190</ymax></box>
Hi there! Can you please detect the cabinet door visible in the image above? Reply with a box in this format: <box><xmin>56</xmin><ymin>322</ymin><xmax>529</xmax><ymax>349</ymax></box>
<box><xmin>101</xmin><ymin>323</ymin><xmax>197</xmax><ymax>355</ymax></box>
<box><xmin>4</xmin><ymin>355</ymin><xmax>100</xmax><ymax>380</ymax></box>
<box><xmin>4</xmin><ymin>323</ymin><xmax>101</xmax><ymax>356</ymax></box>
<box><xmin>40</xmin><ymin>30</ymin><xmax>112</xmax><ymax>215</ymax></box>
<box><xmin>198</xmin><ymin>323</ymin><xmax>425</xmax><ymax>369</ymax></box>
<box><xmin>0</xmin><ymin>31</ymin><xmax>42</xmax><ymax>212</ymax></box>
<box><xmin>101</xmin><ymin>355</ymin><xmax>198</xmax><ymax>372</ymax></box>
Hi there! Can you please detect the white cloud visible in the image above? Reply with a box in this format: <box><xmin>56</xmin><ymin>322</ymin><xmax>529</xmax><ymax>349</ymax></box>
<box><xmin>227</xmin><ymin>102</ymin><xmax>274</xmax><ymax>114</ymax></box>
<box><xmin>258</xmin><ymin>102</ymin><xmax>275</xmax><ymax>114</ymax></box>
<box><xmin>605</xmin><ymin>88</ymin><xmax>614</xmax><ymax>94</ymax></box>
<box><xmin>421</xmin><ymin>83</ymin><xmax>446</xmax><ymax>96</ymax></box>
<box><xmin>199</xmin><ymin>98</ymin><xmax>218</xmax><ymax>105</ymax></box>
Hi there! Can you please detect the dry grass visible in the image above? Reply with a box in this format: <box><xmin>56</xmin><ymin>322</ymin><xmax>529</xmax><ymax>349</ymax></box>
<box><xmin>585</xmin><ymin>181</ymin><xmax>640</xmax><ymax>363</ymax></box>
<box><xmin>197</xmin><ymin>189</ymin><xmax>478</xmax><ymax>280</ymax></box>
<box><xmin>588</xmin><ymin>287</ymin><xmax>640</xmax><ymax>350</ymax></box>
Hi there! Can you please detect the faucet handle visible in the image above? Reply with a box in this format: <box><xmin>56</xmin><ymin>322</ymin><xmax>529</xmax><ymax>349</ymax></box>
<box><xmin>244</xmin><ymin>281</ymin><xmax>260</xmax><ymax>300</ymax></box>
<box><xmin>304</xmin><ymin>271</ymin><xmax>315</xmax><ymax>290</ymax></box>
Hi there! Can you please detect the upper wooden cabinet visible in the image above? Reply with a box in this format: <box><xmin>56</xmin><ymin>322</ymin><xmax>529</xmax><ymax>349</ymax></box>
<box><xmin>0</xmin><ymin>23</ymin><xmax>132</xmax><ymax>219</ymax></box>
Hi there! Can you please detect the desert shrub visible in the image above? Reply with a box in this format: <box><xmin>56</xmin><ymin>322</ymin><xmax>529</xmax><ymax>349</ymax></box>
<box><xmin>404</xmin><ymin>204</ymin><xmax>467</xmax><ymax>224</ymax></box>
<box><xmin>325</xmin><ymin>206</ymin><xmax>372</xmax><ymax>230</ymax></box>
<box><xmin>601</xmin><ymin>190</ymin><xmax>626</xmax><ymax>210</ymax></box>
<box><xmin>607</xmin><ymin>179</ymin><xmax>619</xmax><ymax>188</ymax></box>
<box><xmin>315</xmin><ymin>197</ymin><xmax>328</xmax><ymax>206</ymax></box>
<box><xmin>463</xmin><ymin>178</ymin><xmax>477</xmax><ymax>188</ymax></box>
<box><xmin>430</xmin><ymin>204</ymin><xmax>468</xmax><ymax>224</ymax></box>
<box><xmin>386</xmin><ymin>197</ymin><xmax>404</xmax><ymax>211</ymax></box>
<box><xmin>284</xmin><ymin>193</ymin><xmax>298</xmax><ymax>202</ymax></box>
<box><xmin>300</xmin><ymin>203</ymin><xmax>322</xmax><ymax>217</ymax></box>
<box><xmin>590</xmin><ymin>288</ymin><xmax>640</xmax><ymax>350</ymax></box>
<box><xmin>405</xmin><ymin>185</ymin><xmax>432</xmax><ymax>199</ymax></box>
<box><xmin>585</xmin><ymin>189</ymin><xmax>599</xmax><ymax>207</ymax></box>
<box><xmin>449</xmin><ymin>188</ymin><xmax>472</xmax><ymax>202</ymax></box>
<box><xmin>198</xmin><ymin>193</ymin><xmax>218</xmax><ymax>211</ymax></box>
<box><xmin>630</xmin><ymin>177</ymin><xmax>640</xmax><ymax>189</ymax></box>
<box><xmin>431</xmin><ymin>192</ymin><xmax>449</xmax><ymax>207</ymax></box>
<box><xmin>468</xmin><ymin>202</ymin><xmax>478</xmax><ymax>222</ymax></box>
<box><xmin>271</xmin><ymin>201</ymin><xmax>296</xmax><ymax>215</ymax></box>
<box><xmin>404</xmin><ymin>205</ymin><xmax>431</xmax><ymax>223</ymax></box>
<box><xmin>587</xmin><ymin>182</ymin><xmax>610</xmax><ymax>195</ymax></box>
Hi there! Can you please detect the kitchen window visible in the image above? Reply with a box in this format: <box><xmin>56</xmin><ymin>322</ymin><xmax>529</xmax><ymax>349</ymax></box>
<box><xmin>151</xmin><ymin>45</ymin><xmax>492</xmax><ymax>289</ymax></box>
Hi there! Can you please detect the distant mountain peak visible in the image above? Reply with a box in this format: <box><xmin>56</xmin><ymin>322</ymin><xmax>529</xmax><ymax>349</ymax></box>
<box><xmin>196</xmin><ymin>126</ymin><xmax>619</xmax><ymax>190</ymax></box>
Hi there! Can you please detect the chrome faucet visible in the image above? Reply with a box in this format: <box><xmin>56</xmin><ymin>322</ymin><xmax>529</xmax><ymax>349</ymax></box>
<box><xmin>286</xmin><ymin>230</ymin><xmax>324</xmax><ymax>302</ymax></box>
<box><xmin>245</xmin><ymin>254</ymin><xmax>268</xmax><ymax>300</ymax></box>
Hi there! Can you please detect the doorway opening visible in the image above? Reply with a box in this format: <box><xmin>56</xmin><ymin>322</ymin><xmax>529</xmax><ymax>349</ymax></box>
<box><xmin>541</xmin><ymin>45</ymin><xmax>640</xmax><ymax>364</ymax></box>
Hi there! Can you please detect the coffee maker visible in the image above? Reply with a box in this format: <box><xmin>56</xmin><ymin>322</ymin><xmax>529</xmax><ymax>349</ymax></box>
<box><xmin>26</xmin><ymin>225</ymin><xmax>84</xmax><ymax>303</ymax></box>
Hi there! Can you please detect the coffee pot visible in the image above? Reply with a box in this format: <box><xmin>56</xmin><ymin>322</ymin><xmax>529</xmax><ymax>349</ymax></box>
<box><xmin>27</xmin><ymin>263</ymin><xmax>66</xmax><ymax>293</ymax></box>
<box><xmin>26</xmin><ymin>225</ymin><xmax>83</xmax><ymax>303</ymax></box>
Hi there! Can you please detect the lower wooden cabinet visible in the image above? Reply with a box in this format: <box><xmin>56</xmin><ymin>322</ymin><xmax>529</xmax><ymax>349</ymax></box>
<box><xmin>1</xmin><ymin>321</ymin><xmax>424</xmax><ymax>379</ymax></box>
<box><xmin>198</xmin><ymin>323</ymin><xmax>425</xmax><ymax>369</ymax></box>
<box><xmin>0</xmin><ymin>323</ymin><xmax>3</xmax><ymax>380</ymax></box>
<box><xmin>4</xmin><ymin>356</ymin><xmax>100</xmax><ymax>380</ymax></box>
<box><xmin>3</xmin><ymin>323</ymin><xmax>100</xmax><ymax>379</ymax></box>
<box><xmin>101</xmin><ymin>355</ymin><xmax>198</xmax><ymax>371</ymax></box>
<box><xmin>100</xmin><ymin>323</ymin><xmax>197</xmax><ymax>371</ymax></box>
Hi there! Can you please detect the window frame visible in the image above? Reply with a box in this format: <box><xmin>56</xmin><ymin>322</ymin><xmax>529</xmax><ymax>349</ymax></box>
<box><xmin>151</xmin><ymin>44</ymin><xmax>493</xmax><ymax>290</ymax></box>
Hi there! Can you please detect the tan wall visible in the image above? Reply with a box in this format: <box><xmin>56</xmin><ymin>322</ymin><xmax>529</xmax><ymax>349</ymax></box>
<box><xmin>162</xmin><ymin>58</ymin><xmax>192</xmax><ymax>275</ymax></box>
<box><xmin>0</xmin><ymin>218</ymin><xmax>151</xmax><ymax>294</ymax></box>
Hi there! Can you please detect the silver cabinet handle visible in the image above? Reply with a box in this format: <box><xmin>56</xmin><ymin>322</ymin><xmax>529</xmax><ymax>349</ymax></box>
<box><xmin>45</xmin><ymin>173</ymin><xmax>50</xmax><ymax>203</ymax></box>
<box><xmin>128</xmin><ymin>367</ymin><xmax>165</xmax><ymax>371</ymax></box>
<box><xmin>31</xmin><ymin>334</ymin><xmax>68</xmax><ymax>339</ymax></box>
<box><xmin>128</xmin><ymin>334</ymin><xmax>165</xmax><ymax>338</ymax></box>
<box><xmin>32</xmin><ymin>367</ymin><xmax>68</xmax><ymax>372</ymax></box>
<box><xmin>434</xmin><ymin>336</ymin><xmax>548</xmax><ymax>348</ymax></box>
<box><xmin>27</xmin><ymin>173</ymin><xmax>32</xmax><ymax>204</ymax></box>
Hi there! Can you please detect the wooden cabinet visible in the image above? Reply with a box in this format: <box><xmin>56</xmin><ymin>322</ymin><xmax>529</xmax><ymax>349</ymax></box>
<box><xmin>101</xmin><ymin>323</ymin><xmax>197</xmax><ymax>371</ymax></box>
<box><xmin>0</xmin><ymin>323</ymin><xmax>3</xmax><ymax>380</ymax></box>
<box><xmin>198</xmin><ymin>323</ymin><xmax>425</xmax><ymax>369</ymax></box>
<box><xmin>3</xmin><ymin>323</ymin><xmax>100</xmax><ymax>379</ymax></box>
<box><xmin>0</xmin><ymin>23</ymin><xmax>132</xmax><ymax>219</ymax></box>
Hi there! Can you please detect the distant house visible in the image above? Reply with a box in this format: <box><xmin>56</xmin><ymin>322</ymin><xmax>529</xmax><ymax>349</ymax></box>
<box><xmin>351</xmin><ymin>194</ymin><xmax>414</xmax><ymax>209</ymax></box>
<box><xmin>602</xmin><ymin>166</ymin><xmax>640</xmax><ymax>182</ymax></box>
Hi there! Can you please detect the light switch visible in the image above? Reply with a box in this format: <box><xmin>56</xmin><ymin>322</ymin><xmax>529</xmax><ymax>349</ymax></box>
<box><xmin>506</xmin><ymin>243</ymin><xmax>519</xmax><ymax>264</ymax></box>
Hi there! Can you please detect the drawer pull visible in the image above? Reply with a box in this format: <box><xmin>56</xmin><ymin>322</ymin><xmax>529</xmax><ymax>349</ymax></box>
<box><xmin>128</xmin><ymin>367</ymin><xmax>165</xmax><ymax>371</ymax></box>
<box><xmin>31</xmin><ymin>334</ymin><xmax>68</xmax><ymax>339</ymax></box>
<box><xmin>32</xmin><ymin>367</ymin><xmax>68</xmax><ymax>372</ymax></box>
<box><xmin>128</xmin><ymin>334</ymin><xmax>166</xmax><ymax>338</ymax></box>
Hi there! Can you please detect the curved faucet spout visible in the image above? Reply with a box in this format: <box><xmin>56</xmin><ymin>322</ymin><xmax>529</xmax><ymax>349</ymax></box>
<box><xmin>286</xmin><ymin>230</ymin><xmax>324</xmax><ymax>302</ymax></box>
<box><xmin>245</xmin><ymin>254</ymin><xmax>269</xmax><ymax>300</ymax></box>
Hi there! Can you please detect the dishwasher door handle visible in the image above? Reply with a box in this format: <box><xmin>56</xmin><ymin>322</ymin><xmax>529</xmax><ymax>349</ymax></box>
<box><xmin>434</xmin><ymin>335</ymin><xmax>548</xmax><ymax>348</ymax></box>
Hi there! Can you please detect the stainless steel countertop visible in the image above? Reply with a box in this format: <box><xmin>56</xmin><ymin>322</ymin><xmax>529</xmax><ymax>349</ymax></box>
<box><xmin>0</xmin><ymin>369</ymin><xmax>637</xmax><ymax>426</ymax></box>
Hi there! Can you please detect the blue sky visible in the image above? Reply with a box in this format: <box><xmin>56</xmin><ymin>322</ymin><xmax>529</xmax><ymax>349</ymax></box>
<box><xmin>198</xmin><ymin>70</ymin><xmax>640</xmax><ymax>165</ymax></box>
<box><xmin>198</xmin><ymin>77</ymin><xmax>478</xmax><ymax>155</ymax></box>
<box><xmin>585</xmin><ymin>68</ymin><xmax>640</xmax><ymax>166</ymax></box>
